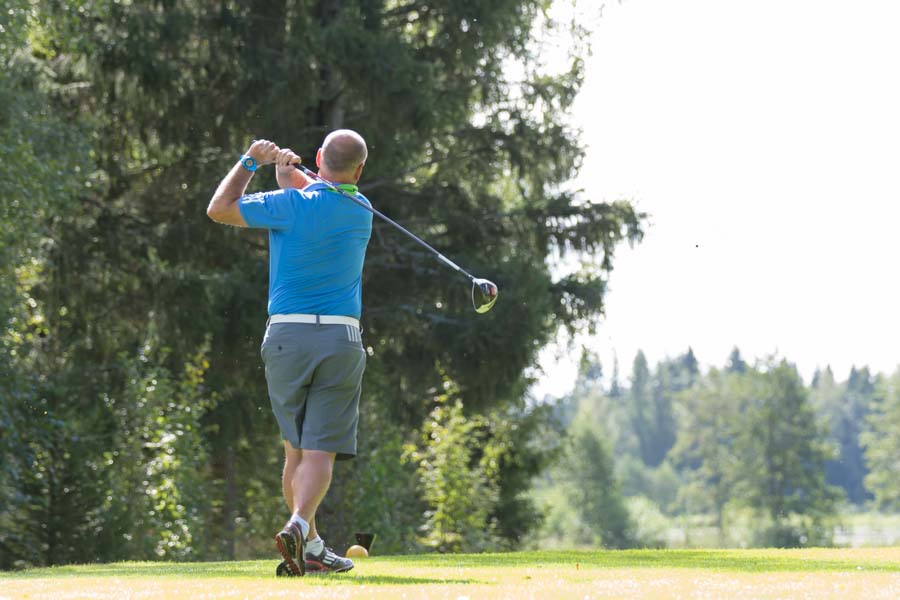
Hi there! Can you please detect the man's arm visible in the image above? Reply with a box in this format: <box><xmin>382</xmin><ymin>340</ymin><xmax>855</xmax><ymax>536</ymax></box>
<box><xmin>275</xmin><ymin>146</ymin><xmax>315</xmax><ymax>190</ymax></box>
<box><xmin>207</xmin><ymin>140</ymin><xmax>278</xmax><ymax>226</ymax></box>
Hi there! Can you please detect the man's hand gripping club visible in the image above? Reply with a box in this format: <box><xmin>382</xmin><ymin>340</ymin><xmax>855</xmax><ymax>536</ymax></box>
<box><xmin>206</xmin><ymin>139</ymin><xmax>309</xmax><ymax>227</ymax></box>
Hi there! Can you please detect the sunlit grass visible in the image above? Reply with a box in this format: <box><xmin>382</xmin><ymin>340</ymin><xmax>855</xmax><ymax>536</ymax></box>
<box><xmin>2</xmin><ymin>548</ymin><xmax>899</xmax><ymax>599</ymax></box>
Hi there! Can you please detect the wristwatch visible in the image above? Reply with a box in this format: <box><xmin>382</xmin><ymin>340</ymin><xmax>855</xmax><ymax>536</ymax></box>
<box><xmin>239</xmin><ymin>154</ymin><xmax>258</xmax><ymax>172</ymax></box>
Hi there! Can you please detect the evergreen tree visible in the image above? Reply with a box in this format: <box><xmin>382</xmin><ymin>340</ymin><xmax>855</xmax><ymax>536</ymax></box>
<box><xmin>623</xmin><ymin>349</ymin><xmax>696</xmax><ymax>467</ymax></box>
<box><xmin>552</xmin><ymin>348</ymin><xmax>605</xmax><ymax>427</ymax></box>
<box><xmin>839</xmin><ymin>367</ymin><xmax>874</xmax><ymax>504</ymax></box>
<box><xmin>672</xmin><ymin>367</ymin><xmax>742</xmax><ymax>541</ymax></box>
<box><xmin>564</xmin><ymin>353</ymin><xmax>634</xmax><ymax>461</ymax></box>
<box><xmin>647</xmin><ymin>348</ymin><xmax>699</xmax><ymax>466</ymax></box>
<box><xmin>559</xmin><ymin>422</ymin><xmax>634</xmax><ymax>549</ymax></box>
<box><xmin>608</xmin><ymin>356</ymin><xmax>623</xmax><ymax>402</ymax></box>
<box><xmin>810</xmin><ymin>366</ymin><xmax>873</xmax><ymax>505</ymax></box>
<box><xmin>626</xmin><ymin>351</ymin><xmax>656</xmax><ymax>465</ymax></box>
<box><xmin>861</xmin><ymin>369</ymin><xmax>900</xmax><ymax>510</ymax></box>
<box><xmin>1</xmin><ymin>0</ymin><xmax>94</xmax><ymax>568</ymax></box>
<box><xmin>680</xmin><ymin>348</ymin><xmax>700</xmax><ymax>380</ymax></box>
<box><xmin>733</xmin><ymin>360</ymin><xmax>840</xmax><ymax>546</ymax></box>
<box><xmin>726</xmin><ymin>347</ymin><xmax>747</xmax><ymax>374</ymax></box>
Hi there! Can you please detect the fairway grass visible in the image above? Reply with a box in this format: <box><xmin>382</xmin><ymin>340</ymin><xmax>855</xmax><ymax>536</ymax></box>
<box><xmin>2</xmin><ymin>548</ymin><xmax>899</xmax><ymax>599</ymax></box>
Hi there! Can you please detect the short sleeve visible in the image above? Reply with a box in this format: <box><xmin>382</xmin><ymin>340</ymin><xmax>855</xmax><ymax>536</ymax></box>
<box><xmin>238</xmin><ymin>189</ymin><xmax>297</xmax><ymax>230</ymax></box>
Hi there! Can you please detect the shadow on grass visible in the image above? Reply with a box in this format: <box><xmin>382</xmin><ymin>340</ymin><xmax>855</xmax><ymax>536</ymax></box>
<box><xmin>378</xmin><ymin>549</ymin><xmax>900</xmax><ymax>573</ymax></box>
<box><xmin>4</xmin><ymin>561</ymin><xmax>270</xmax><ymax>579</ymax></box>
<box><xmin>324</xmin><ymin>575</ymin><xmax>476</xmax><ymax>585</ymax></box>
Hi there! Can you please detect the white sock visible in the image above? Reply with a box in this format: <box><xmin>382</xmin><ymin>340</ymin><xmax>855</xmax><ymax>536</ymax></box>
<box><xmin>306</xmin><ymin>535</ymin><xmax>324</xmax><ymax>555</ymax></box>
<box><xmin>289</xmin><ymin>515</ymin><xmax>310</xmax><ymax>540</ymax></box>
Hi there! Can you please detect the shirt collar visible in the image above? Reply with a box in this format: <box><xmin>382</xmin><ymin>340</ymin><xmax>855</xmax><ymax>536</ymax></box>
<box><xmin>305</xmin><ymin>181</ymin><xmax>359</xmax><ymax>194</ymax></box>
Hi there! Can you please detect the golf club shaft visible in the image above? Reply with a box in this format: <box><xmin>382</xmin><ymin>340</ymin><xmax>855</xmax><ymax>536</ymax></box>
<box><xmin>294</xmin><ymin>164</ymin><xmax>475</xmax><ymax>282</ymax></box>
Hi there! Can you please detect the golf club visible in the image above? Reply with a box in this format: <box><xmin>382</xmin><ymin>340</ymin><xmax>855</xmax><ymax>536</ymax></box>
<box><xmin>293</xmin><ymin>162</ymin><xmax>499</xmax><ymax>314</ymax></box>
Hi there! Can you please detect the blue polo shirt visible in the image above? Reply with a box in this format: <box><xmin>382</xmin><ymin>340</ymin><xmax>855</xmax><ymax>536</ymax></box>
<box><xmin>238</xmin><ymin>182</ymin><xmax>372</xmax><ymax>318</ymax></box>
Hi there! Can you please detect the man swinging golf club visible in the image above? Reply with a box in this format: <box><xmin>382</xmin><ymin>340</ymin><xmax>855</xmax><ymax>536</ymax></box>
<box><xmin>207</xmin><ymin>130</ymin><xmax>371</xmax><ymax>576</ymax></box>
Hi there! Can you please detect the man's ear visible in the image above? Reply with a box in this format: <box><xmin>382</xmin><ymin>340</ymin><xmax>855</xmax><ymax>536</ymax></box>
<box><xmin>354</xmin><ymin>162</ymin><xmax>364</xmax><ymax>182</ymax></box>
<box><xmin>316</xmin><ymin>148</ymin><xmax>323</xmax><ymax>169</ymax></box>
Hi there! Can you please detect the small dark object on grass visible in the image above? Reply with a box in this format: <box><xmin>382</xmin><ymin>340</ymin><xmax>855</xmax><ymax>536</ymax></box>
<box><xmin>355</xmin><ymin>532</ymin><xmax>376</xmax><ymax>553</ymax></box>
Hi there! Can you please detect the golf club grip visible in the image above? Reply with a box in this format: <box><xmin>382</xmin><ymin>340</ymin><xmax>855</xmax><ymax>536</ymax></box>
<box><xmin>293</xmin><ymin>164</ymin><xmax>474</xmax><ymax>281</ymax></box>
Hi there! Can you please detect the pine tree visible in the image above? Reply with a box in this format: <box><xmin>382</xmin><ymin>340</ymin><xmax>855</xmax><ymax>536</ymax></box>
<box><xmin>734</xmin><ymin>360</ymin><xmax>840</xmax><ymax>546</ymax></box>
<box><xmin>559</xmin><ymin>422</ymin><xmax>634</xmax><ymax>549</ymax></box>
<box><xmin>626</xmin><ymin>351</ymin><xmax>656</xmax><ymax>465</ymax></box>
<box><xmin>648</xmin><ymin>349</ymin><xmax>699</xmax><ymax>466</ymax></box>
<box><xmin>811</xmin><ymin>366</ymin><xmax>873</xmax><ymax>505</ymax></box>
<box><xmin>672</xmin><ymin>367</ymin><xmax>741</xmax><ymax>542</ymax></box>
<box><xmin>862</xmin><ymin>370</ymin><xmax>900</xmax><ymax>510</ymax></box>
<box><xmin>726</xmin><ymin>347</ymin><xmax>747</xmax><ymax>374</ymax></box>
<box><xmin>609</xmin><ymin>357</ymin><xmax>623</xmax><ymax>402</ymax></box>
<box><xmin>840</xmin><ymin>367</ymin><xmax>874</xmax><ymax>504</ymax></box>
<box><xmin>680</xmin><ymin>348</ymin><xmax>700</xmax><ymax>381</ymax></box>
<box><xmin>624</xmin><ymin>349</ymin><xmax>696</xmax><ymax>467</ymax></box>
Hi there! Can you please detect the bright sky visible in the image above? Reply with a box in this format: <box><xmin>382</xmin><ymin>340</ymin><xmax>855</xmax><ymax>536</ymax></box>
<box><xmin>533</xmin><ymin>0</ymin><xmax>900</xmax><ymax>398</ymax></box>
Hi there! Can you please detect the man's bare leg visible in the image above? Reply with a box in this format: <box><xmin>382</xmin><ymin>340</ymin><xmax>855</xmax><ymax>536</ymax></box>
<box><xmin>282</xmin><ymin>442</ymin><xmax>301</xmax><ymax>512</ymax></box>
<box><xmin>276</xmin><ymin>442</ymin><xmax>335</xmax><ymax>574</ymax></box>
<box><xmin>291</xmin><ymin>449</ymin><xmax>335</xmax><ymax>525</ymax></box>
<box><xmin>294</xmin><ymin>448</ymin><xmax>355</xmax><ymax>573</ymax></box>
<box><xmin>282</xmin><ymin>442</ymin><xmax>332</xmax><ymax>540</ymax></box>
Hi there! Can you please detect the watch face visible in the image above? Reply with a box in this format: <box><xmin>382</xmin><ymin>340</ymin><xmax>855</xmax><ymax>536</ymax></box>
<box><xmin>242</xmin><ymin>156</ymin><xmax>256</xmax><ymax>170</ymax></box>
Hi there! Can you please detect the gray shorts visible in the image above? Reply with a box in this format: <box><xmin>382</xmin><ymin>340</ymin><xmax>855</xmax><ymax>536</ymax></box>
<box><xmin>261</xmin><ymin>321</ymin><xmax>366</xmax><ymax>460</ymax></box>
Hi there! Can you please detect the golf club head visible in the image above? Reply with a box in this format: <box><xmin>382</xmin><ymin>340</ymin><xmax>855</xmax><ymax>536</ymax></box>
<box><xmin>472</xmin><ymin>278</ymin><xmax>499</xmax><ymax>313</ymax></box>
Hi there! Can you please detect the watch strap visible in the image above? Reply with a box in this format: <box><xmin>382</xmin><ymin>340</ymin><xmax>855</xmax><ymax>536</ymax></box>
<box><xmin>239</xmin><ymin>155</ymin><xmax>258</xmax><ymax>172</ymax></box>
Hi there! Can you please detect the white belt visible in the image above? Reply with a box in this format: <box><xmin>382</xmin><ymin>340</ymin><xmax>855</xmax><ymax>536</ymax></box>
<box><xmin>269</xmin><ymin>314</ymin><xmax>359</xmax><ymax>329</ymax></box>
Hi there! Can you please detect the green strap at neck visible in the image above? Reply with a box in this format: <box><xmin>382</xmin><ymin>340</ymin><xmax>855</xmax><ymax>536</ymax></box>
<box><xmin>335</xmin><ymin>183</ymin><xmax>358</xmax><ymax>194</ymax></box>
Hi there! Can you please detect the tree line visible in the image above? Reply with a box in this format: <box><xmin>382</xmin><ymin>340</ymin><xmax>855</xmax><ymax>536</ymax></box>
<box><xmin>0</xmin><ymin>0</ymin><xmax>644</xmax><ymax>568</ymax></box>
<box><xmin>540</xmin><ymin>348</ymin><xmax>900</xmax><ymax>548</ymax></box>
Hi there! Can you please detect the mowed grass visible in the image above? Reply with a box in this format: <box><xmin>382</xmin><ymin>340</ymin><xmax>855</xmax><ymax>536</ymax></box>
<box><xmin>2</xmin><ymin>548</ymin><xmax>899</xmax><ymax>599</ymax></box>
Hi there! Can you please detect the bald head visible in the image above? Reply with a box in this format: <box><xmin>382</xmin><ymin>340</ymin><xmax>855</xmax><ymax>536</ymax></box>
<box><xmin>320</xmin><ymin>129</ymin><xmax>368</xmax><ymax>178</ymax></box>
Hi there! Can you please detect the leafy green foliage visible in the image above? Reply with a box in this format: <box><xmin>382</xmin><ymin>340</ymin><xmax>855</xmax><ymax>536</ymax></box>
<box><xmin>672</xmin><ymin>368</ymin><xmax>746</xmax><ymax>534</ymax></box>
<box><xmin>329</xmin><ymin>411</ymin><xmax>423</xmax><ymax>555</ymax></box>
<box><xmin>624</xmin><ymin>351</ymin><xmax>695</xmax><ymax>467</ymax></box>
<box><xmin>489</xmin><ymin>402</ymin><xmax>561</xmax><ymax>546</ymax></box>
<box><xmin>558</xmin><ymin>421</ymin><xmax>634</xmax><ymax>548</ymax></box>
<box><xmin>406</xmin><ymin>398</ymin><xmax>502</xmax><ymax>552</ymax></box>
<box><xmin>617</xmin><ymin>456</ymin><xmax>681</xmax><ymax>515</ymax></box>
<box><xmin>677</xmin><ymin>358</ymin><xmax>840</xmax><ymax>546</ymax></box>
<box><xmin>733</xmin><ymin>362</ymin><xmax>840</xmax><ymax>530</ymax></box>
<box><xmin>87</xmin><ymin>343</ymin><xmax>215</xmax><ymax>561</ymax></box>
<box><xmin>550</xmin><ymin>350</ymin><xmax>848</xmax><ymax>549</ymax></box>
<box><xmin>0</xmin><ymin>1</ymin><xmax>95</xmax><ymax>569</ymax></box>
<box><xmin>535</xmin><ymin>391</ymin><xmax>636</xmax><ymax>549</ymax></box>
<box><xmin>810</xmin><ymin>366</ymin><xmax>874</xmax><ymax>505</ymax></box>
<box><xmin>862</xmin><ymin>370</ymin><xmax>900</xmax><ymax>510</ymax></box>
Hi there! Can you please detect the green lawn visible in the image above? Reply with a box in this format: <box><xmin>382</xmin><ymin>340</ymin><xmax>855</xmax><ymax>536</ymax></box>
<box><xmin>2</xmin><ymin>548</ymin><xmax>899</xmax><ymax>599</ymax></box>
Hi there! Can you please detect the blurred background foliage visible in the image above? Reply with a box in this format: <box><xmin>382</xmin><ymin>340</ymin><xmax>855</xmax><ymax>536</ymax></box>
<box><xmin>1</xmin><ymin>0</ymin><xmax>642</xmax><ymax>567</ymax></box>
<box><xmin>536</xmin><ymin>349</ymin><xmax>900</xmax><ymax>550</ymax></box>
